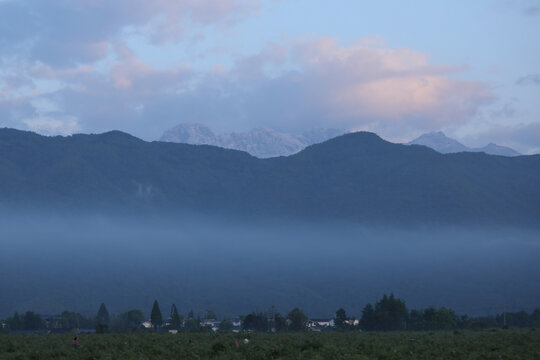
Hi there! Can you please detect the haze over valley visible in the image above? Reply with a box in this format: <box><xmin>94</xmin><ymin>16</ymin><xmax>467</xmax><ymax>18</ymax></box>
<box><xmin>0</xmin><ymin>128</ymin><xmax>539</xmax><ymax>319</ymax></box>
<box><xmin>0</xmin><ymin>1</ymin><xmax>539</xmax><ymax>343</ymax></box>
<box><xmin>1</xmin><ymin>212</ymin><xmax>539</xmax><ymax>319</ymax></box>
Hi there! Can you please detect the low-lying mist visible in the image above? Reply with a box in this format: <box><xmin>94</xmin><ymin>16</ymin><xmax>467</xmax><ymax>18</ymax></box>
<box><xmin>1</xmin><ymin>211</ymin><xmax>539</xmax><ymax>319</ymax></box>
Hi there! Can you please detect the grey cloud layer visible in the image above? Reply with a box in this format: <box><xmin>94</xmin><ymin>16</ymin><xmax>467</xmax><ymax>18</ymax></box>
<box><xmin>525</xmin><ymin>6</ymin><xmax>540</xmax><ymax>15</ymax></box>
<box><xmin>517</xmin><ymin>74</ymin><xmax>540</xmax><ymax>86</ymax></box>
<box><xmin>0</xmin><ymin>0</ymin><xmax>260</xmax><ymax>66</ymax></box>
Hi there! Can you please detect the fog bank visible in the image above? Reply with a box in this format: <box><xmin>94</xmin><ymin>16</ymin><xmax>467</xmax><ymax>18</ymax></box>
<box><xmin>0</xmin><ymin>213</ymin><xmax>538</xmax><ymax>318</ymax></box>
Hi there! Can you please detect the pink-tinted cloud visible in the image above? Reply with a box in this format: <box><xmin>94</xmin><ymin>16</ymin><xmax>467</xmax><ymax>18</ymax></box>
<box><xmin>287</xmin><ymin>39</ymin><xmax>491</xmax><ymax>131</ymax></box>
<box><xmin>1</xmin><ymin>37</ymin><xmax>494</xmax><ymax>142</ymax></box>
<box><xmin>203</xmin><ymin>38</ymin><xmax>492</xmax><ymax>139</ymax></box>
<box><xmin>0</xmin><ymin>58</ymin><xmax>39</xmax><ymax>103</ymax></box>
<box><xmin>109</xmin><ymin>42</ymin><xmax>192</xmax><ymax>90</ymax></box>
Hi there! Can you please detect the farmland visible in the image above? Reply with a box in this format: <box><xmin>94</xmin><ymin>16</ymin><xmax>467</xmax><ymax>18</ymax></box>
<box><xmin>1</xmin><ymin>329</ymin><xmax>538</xmax><ymax>359</ymax></box>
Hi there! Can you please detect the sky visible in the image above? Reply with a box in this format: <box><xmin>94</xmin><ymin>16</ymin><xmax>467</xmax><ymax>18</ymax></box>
<box><xmin>0</xmin><ymin>0</ymin><xmax>539</xmax><ymax>153</ymax></box>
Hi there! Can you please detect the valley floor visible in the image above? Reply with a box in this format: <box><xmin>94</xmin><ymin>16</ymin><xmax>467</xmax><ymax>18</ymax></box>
<box><xmin>0</xmin><ymin>329</ymin><xmax>538</xmax><ymax>359</ymax></box>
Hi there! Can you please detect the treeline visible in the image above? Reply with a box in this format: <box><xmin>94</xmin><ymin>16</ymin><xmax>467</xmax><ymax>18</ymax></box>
<box><xmin>1</xmin><ymin>294</ymin><xmax>539</xmax><ymax>333</ymax></box>
<box><xmin>240</xmin><ymin>308</ymin><xmax>307</xmax><ymax>332</ymax></box>
<box><xmin>2</xmin><ymin>311</ymin><xmax>95</xmax><ymax>332</ymax></box>
<box><xmin>355</xmin><ymin>294</ymin><xmax>540</xmax><ymax>331</ymax></box>
<box><xmin>0</xmin><ymin>301</ymin><xmax>222</xmax><ymax>334</ymax></box>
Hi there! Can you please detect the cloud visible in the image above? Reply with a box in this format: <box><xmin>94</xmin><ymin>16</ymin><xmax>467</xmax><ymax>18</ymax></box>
<box><xmin>504</xmin><ymin>0</ymin><xmax>540</xmax><ymax>16</ymax></box>
<box><xmin>489</xmin><ymin>102</ymin><xmax>517</xmax><ymax>119</ymax></box>
<box><xmin>140</xmin><ymin>0</ymin><xmax>261</xmax><ymax>44</ymax></box>
<box><xmin>0</xmin><ymin>1</ymin><xmax>495</xmax><ymax>142</ymax></box>
<box><xmin>524</xmin><ymin>6</ymin><xmax>540</xmax><ymax>15</ymax></box>
<box><xmin>516</xmin><ymin>74</ymin><xmax>540</xmax><ymax>86</ymax></box>
<box><xmin>109</xmin><ymin>42</ymin><xmax>192</xmax><ymax>89</ymax></box>
<box><xmin>0</xmin><ymin>38</ymin><xmax>191</xmax><ymax>135</ymax></box>
<box><xmin>0</xmin><ymin>37</ymin><xmax>493</xmax><ymax>141</ymax></box>
<box><xmin>0</xmin><ymin>0</ymin><xmax>260</xmax><ymax>66</ymax></box>
<box><xmin>287</xmin><ymin>39</ymin><xmax>490</xmax><ymax>133</ymax></box>
<box><xmin>22</xmin><ymin>115</ymin><xmax>80</xmax><ymax>136</ymax></box>
<box><xmin>40</xmin><ymin>43</ymin><xmax>193</xmax><ymax>135</ymax></box>
<box><xmin>165</xmin><ymin>38</ymin><xmax>491</xmax><ymax>139</ymax></box>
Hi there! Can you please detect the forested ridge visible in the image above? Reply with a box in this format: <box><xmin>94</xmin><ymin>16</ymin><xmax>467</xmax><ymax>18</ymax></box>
<box><xmin>1</xmin><ymin>128</ymin><xmax>539</xmax><ymax>226</ymax></box>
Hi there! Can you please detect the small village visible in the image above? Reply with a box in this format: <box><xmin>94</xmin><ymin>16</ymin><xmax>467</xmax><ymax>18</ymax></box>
<box><xmin>2</xmin><ymin>295</ymin><xmax>537</xmax><ymax>335</ymax></box>
<box><xmin>1</xmin><ymin>310</ymin><xmax>350</xmax><ymax>334</ymax></box>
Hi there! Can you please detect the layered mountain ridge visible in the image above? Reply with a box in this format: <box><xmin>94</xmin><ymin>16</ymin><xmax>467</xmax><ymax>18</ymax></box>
<box><xmin>408</xmin><ymin>131</ymin><xmax>521</xmax><ymax>156</ymax></box>
<box><xmin>160</xmin><ymin>123</ymin><xmax>345</xmax><ymax>158</ymax></box>
<box><xmin>1</xmin><ymin>127</ymin><xmax>539</xmax><ymax>226</ymax></box>
<box><xmin>161</xmin><ymin>123</ymin><xmax>522</xmax><ymax>158</ymax></box>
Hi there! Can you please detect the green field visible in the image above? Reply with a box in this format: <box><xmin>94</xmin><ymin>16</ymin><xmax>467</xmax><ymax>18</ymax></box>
<box><xmin>1</xmin><ymin>329</ymin><xmax>539</xmax><ymax>360</ymax></box>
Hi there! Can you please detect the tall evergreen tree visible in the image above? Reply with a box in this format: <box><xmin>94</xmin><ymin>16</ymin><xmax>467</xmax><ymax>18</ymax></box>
<box><xmin>360</xmin><ymin>303</ymin><xmax>377</xmax><ymax>331</ymax></box>
<box><xmin>170</xmin><ymin>304</ymin><xmax>182</xmax><ymax>329</ymax></box>
<box><xmin>335</xmin><ymin>308</ymin><xmax>349</xmax><ymax>330</ymax></box>
<box><xmin>96</xmin><ymin>303</ymin><xmax>110</xmax><ymax>333</ymax></box>
<box><xmin>8</xmin><ymin>312</ymin><xmax>22</xmax><ymax>331</ymax></box>
<box><xmin>150</xmin><ymin>300</ymin><xmax>163</xmax><ymax>327</ymax></box>
<box><xmin>97</xmin><ymin>303</ymin><xmax>110</xmax><ymax>325</ymax></box>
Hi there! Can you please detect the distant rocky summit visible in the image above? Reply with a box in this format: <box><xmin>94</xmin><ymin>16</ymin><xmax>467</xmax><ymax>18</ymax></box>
<box><xmin>160</xmin><ymin>123</ymin><xmax>345</xmax><ymax>158</ymax></box>
<box><xmin>408</xmin><ymin>131</ymin><xmax>520</xmax><ymax>157</ymax></box>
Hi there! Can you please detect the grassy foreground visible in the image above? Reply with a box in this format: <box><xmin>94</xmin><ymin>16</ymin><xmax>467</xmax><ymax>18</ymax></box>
<box><xmin>0</xmin><ymin>329</ymin><xmax>538</xmax><ymax>360</ymax></box>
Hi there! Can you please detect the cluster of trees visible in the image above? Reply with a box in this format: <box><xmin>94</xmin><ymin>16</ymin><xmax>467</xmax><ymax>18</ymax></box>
<box><xmin>96</xmin><ymin>304</ymin><xmax>147</xmax><ymax>333</ymax></box>
<box><xmin>2</xmin><ymin>295</ymin><xmax>539</xmax><ymax>333</ymax></box>
<box><xmin>95</xmin><ymin>301</ymin><xmax>217</xmax><ymax>333</ymax></box>
<box><xmin>4</xmin><ymin>311</ymin><xmax>97</xmax><ymax>332</ymax></box>
<box><xmin>3</xmin><ymin>302</ymin><xmax>159</xmax><ymax>333</ymax></box>
<box><xmin>241</xmin><ymin>307</ymin><xmax>308</xmax><ymax>332</ymax></box>
<box><xmin>466</xmin><ymin>309</ymin><xmax>540</xmax><ymax>330</ymax></box>
<box><xmin>360</xmin><ymin>294</ymin><xmax>408</xmax><ymax>331</ymax></box>
<box><xmin>4</xmin><ymin>311</ymin><xmax>47</xmax><ymax>331</ymax></box>
<box><xmin>96</xmin><ymin>301</ymin><xmax>182</xmax><ymax>333</ymax></box>
<box><xmin>355</xmin><ymin>294</ymin><xmax>540</xmax><ymax>331</ymax></box>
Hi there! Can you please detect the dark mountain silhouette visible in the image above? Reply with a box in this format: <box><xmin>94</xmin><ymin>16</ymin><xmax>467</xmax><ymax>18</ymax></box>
<box><xmin>1</xmin><ymin>128</ymin><xmax>539</xmax><ymax>226</ymax></box>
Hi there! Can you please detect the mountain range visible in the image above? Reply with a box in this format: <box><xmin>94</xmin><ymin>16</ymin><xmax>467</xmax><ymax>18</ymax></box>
<box><xmin>160</xmin><ymin>123</ymin><xmax>345</xmax><ymax>158</ymax></box>
<box><xmin>1</xmin><ymin>127</ymin><xmax>539</xmax><ymax>227</ymax></box>
<box><xmin>408</xmin><ymin>131</ymin><xmax>521</xmax><ymax>156</ymax></box>
<box><xmin>161</xmin><ymin>123</ymin><xmax>522</xmax><ymax>158</ymax></box>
